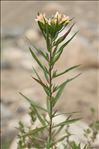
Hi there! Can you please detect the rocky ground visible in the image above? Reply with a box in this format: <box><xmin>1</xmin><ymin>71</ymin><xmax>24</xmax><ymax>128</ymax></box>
<box><xmin>1</xmin><ymin>1</ymin><xmax>99</xmax><ymax>148</ymax></box>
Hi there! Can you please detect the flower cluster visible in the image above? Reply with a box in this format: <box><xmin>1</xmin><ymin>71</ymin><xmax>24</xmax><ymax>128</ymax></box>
<box><xmin>35</xmin><ymin>12</ymin><xmax>70</xmax><ymax>25</ymax></box>
<box><xmin>35</xmin><ymin>12</ymin><xmax>70</xmax><ymax>38</ymax></box>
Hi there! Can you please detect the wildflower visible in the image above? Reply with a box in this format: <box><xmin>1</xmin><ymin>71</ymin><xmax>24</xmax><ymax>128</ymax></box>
<box><xmin>36</xmin><ymin>12</ymin><xmax>71</xmax><ymax>38</ymax></box>
<box><xmin>54</xmin><ymin>11</ymin><xmax>62</xmax><ymax>21</ymax></box>
<box><xmin>61</xmin><ymin>15</ymin><xmax>70</xmax><ymax>23</ymax></box>
<box><xmin>35</xmin><ymin>13</ymin><xmax>45</xmax><ymax>23</ymax></box>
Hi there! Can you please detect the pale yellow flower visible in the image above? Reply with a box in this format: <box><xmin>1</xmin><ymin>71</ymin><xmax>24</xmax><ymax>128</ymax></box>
<box><xmin>61</xmin><ymin>15</ymin><xmax>70</xmax><ymax>23</ymax></box>
<box><xmin>47</xmin><ymin>18</ymin><xmax>51</xmax><ymax>25</ymax></box>
<box><xmin>35</xmin><ymin>12</ymin><xmax>70</xmax><ymax>25</ymax></box>
<box><xmin>54</xmin><ymin>11</ymin><xmax>62</xmax><ymax>21</ymax></box>
<box><xmin>50</xmin><ymin>18</ymin><xmax>57</xmax><ymax>25</ymax></box>
<box><xmin>54</xmin><ymin>11</ymin><xmax>70</xmax><ymax>24</ymax></box>
<box><xmin>35</xmin><ymin>13</ymin><xmax>45</xmax><ymax>23</ymax></box>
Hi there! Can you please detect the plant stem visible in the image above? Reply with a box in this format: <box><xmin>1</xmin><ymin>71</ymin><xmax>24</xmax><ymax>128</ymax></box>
<box><xmin>48</xmin><ymin>41</ymin><xmax>53</xmax><ymax>146</ymax></box>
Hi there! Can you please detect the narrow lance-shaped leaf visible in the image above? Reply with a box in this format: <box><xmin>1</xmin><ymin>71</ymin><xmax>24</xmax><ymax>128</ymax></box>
<box><xmin>52</xmin><ymin>84</ymin><xmax>59</xmax><ymax>93</ymax></box>
<box><xmin>39</xmin><ymin>50</ymin><xmax>49</xmax><ymax>61</ymax></box>
<box><xmin>30</xmin><ymin>104</ymin><xmax>46</xmax><ymax>126</ymax></box>
<box><xmin>31</xmin><ymin>108</ymin><xmax>46</xmax><ymax>126</ymax></box>
<box><xmin>52</xmin><ymin>16</ymin><xmax>59</xmax><ymax>40</ymax></box>
<box><xmin>45</xmin><ymin>19</ymin><xmax>51</xmax><ymax>52</ymax></box>
<box><xmin>43</xmin><ymin>66</ymin><xmax>49</xmax><ymax>83</ymax></box>
<box><xmin>57</xmin><ymin>31</ymin><xmax>79</xmax><ymax>54</ymax></box>
<box><xmin>32</xmin><ymin>66</ymin><xmax>50</xmax><ymax>92</ymax></box>
<box><xmin>32</xmin><ymin>77</ymin><xmax>50</xmax><ymax>96</ymax></box>
<box><xmin>32</xmin><ymin>66</ymin><xmax>42</xmax><ymax>81</ymax></box>
<box><xmin>26</xmin><ymin>37</ymin><xmax>48</xmax><ymax>61</ymax></box>
<box><xmin>38</xmin><ymin>21</ymin><xmax>46</xmax><ymax>38</ymax></box>
<box><xmin>52</xmin><ymin>23</ymin><xmax>74</xmax><ymax>55</ymax></box>
<box><xmin>53</xmin><ymin>115</ymin><xmax>72</xmax><ymax>137</ymax></box>
<box><xmin>53</xmin><ymin>64</ymin><xmax>81</xmax><ymax>78</ymax></box>
<box><xmin>22</xmin><ymin>126</ymin><xmax>47</xmax><ymax>137</ymax></box>
<box><xmin>19</xmin><ymin>93</ymin><xmax>47</xmax><ymax>126</ymax></box>
<box><xmin>29</xmin><ymin>47</ymin><xmax>45</xmax><ymax>71</ymax></box>
<box><xmin>52</xmin><ymin>134</ymin><xmax>68</xmax><ymax>146</ymax></box>
<box><xmin>44</xmin><ymin>70</ymin><xmax>49</xmax><ymax>83</ymax></box>
<box><xmin>52</xmin><ymin>31</ymin><xmax>78</xmax><ymax>65</ymax></box>
<box><xmin>53</xmin><ymin>125</ymin><xmax>65</xmax><ymax>138</ymax></box>
<box><xmin>29</xmin><ymin>47</ymin><xmax>50</xmax><ymax>84</ymax></box>
<box><xmin>53</xmin><ymin>118</ymin><xmax>81</xmax><ymax>128</ymax></box>
<box><xmin>52</xmin><ymin>45</ymin><xmax>58</xmax><ymax>56</ymax></box>
<box><xmin>52</xmin><ymin>73</ymin><xmax>81</xmax><ymax>107</ymax></box>
<box><xmin>19</xmin><ymin>92</ymin><xmax>48</xmax><ymax>112</ymax></box>
<box><xmin>54</xmin><ymin>23</ymin><xmax>75</xmax><ymax>46</ymax></box>
<box><xmin>54</xmin><ymin>111</ymin><xmax>81</xmax><ymax>118</ymax></box>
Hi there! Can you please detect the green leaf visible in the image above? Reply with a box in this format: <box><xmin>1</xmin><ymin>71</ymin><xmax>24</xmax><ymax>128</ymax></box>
<box><xmin>45</xmin><ymin>23</ymin><xmax>51</xmax><ymax>52</ymax></box>
<box><xmin>57</xmin><ymin>31</ymin><xmax>78</xmax><ymax>54</ymax></box>
<box><xmin>19</xmin><ymin>92</ymin><xmax>47</xmax><ymax>112</ymax></box>
<box><xmin>32</xmin><ymin>77</ymin><xmax>44</xmax><ymax>87</ymax></box>
<box><xmin>70</xmin><ymin>142</ymin><xmax>87</xmax><ymax>149</ymax></box>
<box><xmin>43</xmin><ymin>66</ymin><xmax>49</xmax><ymax>83</ymax></box>
<box><xmin>53</xmin><ymin>118</ymin><xmax>81</xmax><ymax>128</ymax></box>
<box><xmin>38</xmin><ymin>49</ymin><xmax>49</xmax><ymax>61</ymax></box>
<box><xmin>52</xmin><ymin>45</ymin><xmax>58</xmax><ymax>56</ymax></box>
<box><xmin>31</xmin><ymin>105</ymin><xmax>46</xmax><ymax>126</ymax></box>
<box><xmin>32</xmin><ymin>66</ymin><xmax>42</xmax><ymax>81</ymax></box>
<box><xmin>52</xmin><ymin>73</ymin><xmax>81</xmax><ymax>107</ymax></box>
<box><xmin>52</xmin><ymin>31</ymin><xmax>78</xmax><ymax>65</ymax></box>
<box><xmin>22</xmin><ymin>126</ymin><xmax>46</xmax><ymax>137</ymax></box>
<box><xmin>52</xmin><ymin>84</ymin><xmax>59</xmax><ymax>93</ymax></box>
<box><xmin>54</xmin><ymin>111</ymin><xmax>81</xmax><ymax>118</ymax></box>
<box><xmin>26</xmin><ymin>37</ymin><xmax>48</xmax><ymax>62</ymax></box>
<box><xmin>43</xmin><ymin>17</ymin><xmax>54</xmax><ymax>50</ymax></box>
<box><xmin>36</xmin><ymin>48</ymin><xmax>48</xmax><ymax>62</ymax></box>
<box><xmin>30</xmin><ymin>46</ymin><xmax>49</xmax><ymax>83</ymax></box>
<box><xmin>52</xmin><ymin>134</ymin><xmax>68</xmax><ymax>146</ymax></box>
<box><xmin>54</xmin><ymin>23</ymin><xmax>75</xmax><ymax>46</ymax></box>
<box><xmin>32</xmin><ymin>66</ymin><xmax>50</xmax><ymax>93</ymax></box>
<box><xmin>53</xmin><ymin>125</ymin><xmax>65</xmax><ymax>138</ymax></box>
<box><xmin>29</xmin><ymin>47</ymin><xmax>45</xmax><ymax>71</ymax></box>
<box><xmin>32</xmin><ymin>77</ymin><xmax>49</xmax><ymax>95</ymax></box>
<box><xmin>38</xmin><ymin>21</ymin><xmax>46</xmax><ymax>38</ymax></box>
<box><xmin>53</xmin><ymin>64</ymin><xmax>81</xmax><ymax>78</ymax></box>
<box><xmin>52</xmin><ymin>70</ymin><xmax>57</xmax><ymax>78</ymax></box>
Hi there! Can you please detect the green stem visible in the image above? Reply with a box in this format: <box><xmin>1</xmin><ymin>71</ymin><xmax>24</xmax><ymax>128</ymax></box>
<box><xmin>48</xmin><ymin>40</ymin><xmax>53</xmax><ymax>146</ymax></box>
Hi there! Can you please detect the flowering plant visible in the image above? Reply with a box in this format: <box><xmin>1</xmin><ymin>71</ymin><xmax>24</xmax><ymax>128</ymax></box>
<box><xmin>35</xmin><ymin>12</ymin><xmax>70</xmax><ymax>39</ymax></box>
<box><xmin>17</xmin><ymin>12</ymin><xmax>98</xmax><ymax>149</ymax></box>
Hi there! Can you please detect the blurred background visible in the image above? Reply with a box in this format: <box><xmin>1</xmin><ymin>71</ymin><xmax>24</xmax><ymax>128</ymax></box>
<box><xmin>1</xmin><ymin>1</ymin><xmax>98</xmax><ymax>149</ymax></box>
